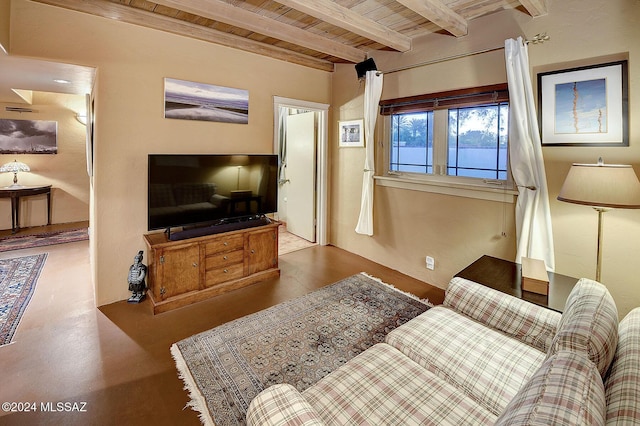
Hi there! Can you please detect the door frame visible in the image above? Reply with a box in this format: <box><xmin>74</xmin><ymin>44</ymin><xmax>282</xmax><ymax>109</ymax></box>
<box><xmin>273</xmin><ymin>96</ymin><xmax>329</xmax><ymax>246</ymax></box>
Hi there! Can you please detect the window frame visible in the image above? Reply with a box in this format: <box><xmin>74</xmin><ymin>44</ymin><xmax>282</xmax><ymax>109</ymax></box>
<box><xmin>379</xmin><ymin>84</ymin><xmax>516</xmax><ymax>198</ymax></box>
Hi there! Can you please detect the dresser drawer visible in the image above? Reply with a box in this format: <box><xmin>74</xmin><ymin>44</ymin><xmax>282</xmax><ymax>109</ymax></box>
<box><xmin>205</xmin><ymin>234</ymin><xmax>244</xmax><ymax>254</ymax></box>
<box><xmin>206</xmin><ymin>263</ymin><xmax>244</xmax><ymax>286</ymax></box>
<box><xmin>205</xmin><ymin>249</ymin><xmax>244</xmax><ymax>270</ymax></box>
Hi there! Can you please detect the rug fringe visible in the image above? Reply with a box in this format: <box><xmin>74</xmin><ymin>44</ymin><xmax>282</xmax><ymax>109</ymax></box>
<box><xmin>170</xmin><ymin>344</ymin><xmax>217</xmax><ymax>426</ymax></box>
<box><xmin>359</xmin><ymin>272</ymin><xmax>434</xmax><ymax>307</ymax></box>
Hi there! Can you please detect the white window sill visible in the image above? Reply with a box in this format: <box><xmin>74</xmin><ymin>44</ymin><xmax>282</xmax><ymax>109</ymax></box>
<box><xmin>374</xmin><ymin>175</ymin><xmax>518</xmax><ymax>203</ymax></box>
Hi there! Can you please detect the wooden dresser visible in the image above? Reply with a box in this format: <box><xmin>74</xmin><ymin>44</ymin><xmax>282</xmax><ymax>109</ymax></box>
<box><xmin>143</xmin><ymin>221</ymin><xmax>280</xmax><ymax>314</ymax></box>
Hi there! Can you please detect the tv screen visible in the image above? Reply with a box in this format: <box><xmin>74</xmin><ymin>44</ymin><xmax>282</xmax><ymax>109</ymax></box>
<box><xmin>148</xmin><ymin>154</ymin><xmax>278</xmax><ymax>231</ymax></box>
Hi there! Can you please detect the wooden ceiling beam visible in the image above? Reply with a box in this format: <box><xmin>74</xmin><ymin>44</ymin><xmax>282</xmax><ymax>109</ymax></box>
<box><xmin>30</xmin><ymin>0</ymin><xmax>336</xmax><ymax>72</ymax></box>
<box><xmin>153</xmin><ymin>0</ymin><xmax>366</xmax><ymax>63</ymax></box>
<box><xmin>518</xmin><ymin>0</ymin><xmax>548</xmax><ymax>16</ymax></box>
<box><xmin>275</xmin><ymin>0</ymin><xmax>412</xmax><ymax>52</ymax></box>
<box><xmin>396</xmin><ymin>0</ymin><xmax>468</xmax><ymax>37</ymax></box>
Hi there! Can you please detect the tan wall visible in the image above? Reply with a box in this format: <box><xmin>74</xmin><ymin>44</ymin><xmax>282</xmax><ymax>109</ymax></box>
<box><xmin>0</xmin><ymin>0</ymin><xmax>9</xmax><ymax>53</ymax></box>
<box><xmin>11</xmin><ymin>0</ymin><xmax>331</xmax><ymax>305</ymax></box>
<box><xmin>0</xmin><ymin>91</ymin><xmax>90</xmax><ymax>228</ymax></box>
<box><xmin>331</xmin><ymin>0</ymin><xmax>640</xmax><ymax>318</ymax></box>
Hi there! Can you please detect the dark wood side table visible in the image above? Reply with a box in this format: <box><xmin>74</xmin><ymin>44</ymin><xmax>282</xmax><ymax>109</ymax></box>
<box><xmin>455</xmin><ymin>255</ymin><xmax>579</xmax><ymax>313</ymax></box>
<box><xmin>0</xmin><ymin>185</ymin><xmax>52</xmax><ymax>233</ymax></box>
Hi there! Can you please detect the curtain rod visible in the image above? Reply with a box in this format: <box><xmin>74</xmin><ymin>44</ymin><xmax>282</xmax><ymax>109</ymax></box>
<box><xmin>379</xmin><ymin>33</ymin><xmax>550</xmax><ymax>76</ymax></box>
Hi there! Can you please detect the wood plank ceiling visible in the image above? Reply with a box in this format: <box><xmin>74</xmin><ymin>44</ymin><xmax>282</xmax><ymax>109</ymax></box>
<box><xmin>32</xmin><ymin>0</ymin><xmax>547</xmax><ymax>72</ymax></box>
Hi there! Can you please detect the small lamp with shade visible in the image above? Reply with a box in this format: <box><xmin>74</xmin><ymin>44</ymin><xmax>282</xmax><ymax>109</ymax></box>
<box><xmin>0</xmin><ymin>160</ymin><xmax>31</xmax><ymax>188</ymax></box>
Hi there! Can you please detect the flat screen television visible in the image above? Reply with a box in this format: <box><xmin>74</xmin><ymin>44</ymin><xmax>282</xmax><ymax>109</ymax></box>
<box><xmin>148</xmin><ymin>154</ymin><xmax>278</xmax><ymax>232</ymax></box>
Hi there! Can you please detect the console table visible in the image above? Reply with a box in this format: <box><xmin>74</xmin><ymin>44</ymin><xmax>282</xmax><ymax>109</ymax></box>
<box><xmin>0</xmin><ymin>185</ymin><xmax>52</xmax><ymax>233</ymax></box>
<box><xmin>455</xmin><ymin>255</ymin><xmax>579</xmax><ymax>313</ymax></box>
<box><xmin>144</xmin><ymin>220</ymin><xmax>280</xmax><ymax>314</ymax></box>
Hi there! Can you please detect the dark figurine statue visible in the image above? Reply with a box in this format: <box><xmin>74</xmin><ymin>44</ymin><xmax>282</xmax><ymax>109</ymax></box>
<box><xmin>128</xmin><ymin>250</ymin><xmax>147</xmax><ymax>303</ymax></box>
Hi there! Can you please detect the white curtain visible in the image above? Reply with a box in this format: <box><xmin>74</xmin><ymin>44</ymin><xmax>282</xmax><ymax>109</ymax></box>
<box><xmin>504</xmin><ymin>37</ymin><xmax>555</xmax><ymax>270</ymax></box>
<box><xmin>355</xmin><ymin>70</ymin><xmax>384</xmax><ymax>235</ymax></box>
<box><xmin>277</xmin><ymin>107</ymin><xmax>287</xmax><ymax>184</ymax></box>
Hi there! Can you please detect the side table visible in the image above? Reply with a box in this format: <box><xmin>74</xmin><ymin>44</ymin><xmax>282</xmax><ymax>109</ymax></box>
<box><xmin>0</xmin><ymin>185</ymin><xmax>52</xmax><ymax>233</ymax></box>
<box><xmin>455</xmin><ymin>255</ymin><xmax>578</xmax><ymax>313</ymax></box>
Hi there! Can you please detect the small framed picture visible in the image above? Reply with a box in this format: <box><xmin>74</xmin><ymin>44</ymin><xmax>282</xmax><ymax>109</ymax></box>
<box><xmin>537</xmin><ymin>60</ymin><xmax>628</xmax><ymax>146</ymax></box>
<box><xmin>338</xmin><ymin>119</ymin><xmax>364</xmax><ymax>147</ymax></box>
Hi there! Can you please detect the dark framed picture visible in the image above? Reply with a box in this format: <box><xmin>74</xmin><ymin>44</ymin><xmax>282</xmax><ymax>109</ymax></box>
<box><xmin>537</xmin><ymin>60</ymin><xmax>628</xmax><ymax>146</ymax></box>
<box><xmin>0</xmin><ymin>118</ymin><xmax>58</xmax><ymax>154</ymax></box>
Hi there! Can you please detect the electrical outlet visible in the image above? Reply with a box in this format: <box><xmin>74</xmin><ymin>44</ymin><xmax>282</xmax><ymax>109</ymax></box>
<box><xmin>426</xmin><ymin>256</ymin><xmax>435</xmax><ymax>270</ymax></box>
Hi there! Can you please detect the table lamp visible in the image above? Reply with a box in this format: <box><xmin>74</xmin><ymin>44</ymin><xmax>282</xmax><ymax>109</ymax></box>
<box><xmin>0</xmin><ymin>159</ymin><xmax>30</xmax><ymax>187</ymax></box>
<box><xmin>557</xmin><ymin>157</ymin><xmax>640</xmax><ymax>281</ymax></box>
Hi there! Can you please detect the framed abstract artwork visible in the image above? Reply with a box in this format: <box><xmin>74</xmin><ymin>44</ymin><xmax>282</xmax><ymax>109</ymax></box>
<box><xmin>338</xmin><ymin>119</ymin><xmax>364</xmax><ymax>147</ymax></box>
<box><xmin>537</xmin><ymin>60</ymin><xmax>628</xmax><ymax>146</ymax></box>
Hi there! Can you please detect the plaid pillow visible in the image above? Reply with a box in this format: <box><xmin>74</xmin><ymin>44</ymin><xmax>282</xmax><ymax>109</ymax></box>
<box><xmin>173</xmin><ymin>183</ymin><xmax>217</xmax><ymax>205</ymax></box>
<box><xmin>247</xmin><ymin>384</ymin><xmax>324</xmax><ymax>426</ymax></box>
<box><xmin>604</xmin><ymin>307</ymin><xmax>640</xmax><ymax>425</ymax></box>
<box><xmin>548</xmin><ymin>278</ymin><xmax>619</xmax><ymax>377</ymax></box>
<box><xmin>444</xmin><ymin>277</ymin><xmax>561</xmax><ymax>352</ymax></box>
<box><xmin>149</xmin><ymin>184</ymin><xmax>176</xmax><ymax>208</ymax></box>
<box><xmin>495</xmin><ymin>350</ymin><xmax>605</xmax><ymax>426</ymax></box>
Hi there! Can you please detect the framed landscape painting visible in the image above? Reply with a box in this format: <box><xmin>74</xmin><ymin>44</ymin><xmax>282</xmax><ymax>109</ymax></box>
<box><xmin>538</xmin><ymin>60</ymin><xmax>628</xmax><ymax>146</ymax></box>
<box><xmin>164</xmin><ymin>78</ymin><xmax>249</xmax><ymax>124</ymax></box>
<box><xmin>0</xmin><ymin>119</ymin><xmax>58</xmax><ymax>154</ymax></box>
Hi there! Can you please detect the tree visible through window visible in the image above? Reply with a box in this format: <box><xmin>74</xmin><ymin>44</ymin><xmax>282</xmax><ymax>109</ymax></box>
<box><xmin>390</xmin><ymin>111</ymin><xmax>434</xmax><ymax>174</ymax></box>
<box><xmin>448</xmin><ymin>103</ymin><xmax>509</xmax><ymax>179</ymax></box>
<box><xmin>382</xmin><ymin>84</ymin><xmax>510</xmax><ymax>185</ymax></box>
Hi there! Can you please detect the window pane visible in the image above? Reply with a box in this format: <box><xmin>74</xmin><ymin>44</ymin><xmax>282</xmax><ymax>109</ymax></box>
<box><xmin>498</xmin><ymin>104</ymin><xmax>509</xmax><ymax>170</ymax></box>
<box><xmin>390</xmin><ymin>112</ymin><xmax>433</xmax><ymax>174</ymax></box>
<box><xmin>447</xmin><ymin>103</ymin><xmax>508</xmax><ymax>179</ymax></box>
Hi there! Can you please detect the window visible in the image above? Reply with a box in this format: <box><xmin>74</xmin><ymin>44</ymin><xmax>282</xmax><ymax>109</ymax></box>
<box><xmin>382</xmin><ymin>84</ymin><xmax>512</xmax><ymax>189</ymax></box>
<box><xmin>447</xmin><ymin>103</ymin><xmax>509</xmax><ymax>180</ymax></box>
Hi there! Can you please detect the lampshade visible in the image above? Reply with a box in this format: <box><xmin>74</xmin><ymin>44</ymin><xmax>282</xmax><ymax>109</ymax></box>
<box><xmin>0</xmin><ymin>159</ymin><xmax>30</xmax><ymax>174</ymax></box>
<box><xmin>0</xmin><ymin>159</ymin><xmax>30</xmax><ymax>186</ymax></box>
<box><xmin>557</xmin><ymin>158</ymin><xmax>640</xmax><ymax>209</ymax></box>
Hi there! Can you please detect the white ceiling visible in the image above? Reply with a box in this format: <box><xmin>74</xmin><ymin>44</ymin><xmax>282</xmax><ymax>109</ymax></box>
<box><xmin>0</xmin><ymin>52</ymin><xmax>95</xmax><ymax>104</ymax></box>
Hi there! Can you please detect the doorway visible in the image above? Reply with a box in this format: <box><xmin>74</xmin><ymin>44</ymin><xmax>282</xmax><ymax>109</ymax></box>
<box><xmin>273</xmin><ymin>97</ymin><xmax>329</xmax><ymax>247</ymax></box>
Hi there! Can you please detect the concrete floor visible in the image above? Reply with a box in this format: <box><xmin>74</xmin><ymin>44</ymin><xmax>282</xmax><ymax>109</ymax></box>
<box><xmin>0</xmin><ymin>229</ymin><xmax>444</xmax><ymax>425</ymax></box>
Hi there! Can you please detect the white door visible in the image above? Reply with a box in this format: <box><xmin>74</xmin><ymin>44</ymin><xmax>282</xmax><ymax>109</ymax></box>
<box><xmin>284</xmin><ymin>111</ymin><xmax>316</xmax><ymax>242</ymax></box>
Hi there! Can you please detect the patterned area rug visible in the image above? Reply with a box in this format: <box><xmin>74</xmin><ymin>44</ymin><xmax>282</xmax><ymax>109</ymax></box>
<box><xmin>171</xmin><ymin>273</ymin><xmax>431</xmax><ymax>426</ymax></box>
<box><xmin>0</xmin><ymin>253</ymin><xmax>47</xmax><ymax>347</ymax></box>
<box><xmin>0</xmin><ymin>228</ymin><xmax>88</xmax><ymax>252</ymax></box>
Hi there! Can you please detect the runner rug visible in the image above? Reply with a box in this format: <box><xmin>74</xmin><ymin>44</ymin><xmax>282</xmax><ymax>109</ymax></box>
<box><xmin>0</xmin><ymin>253</ymin><xmax>47</xmax><ymax>347</ymax></box>
<box><xmin>171</xmin><ymin>272</ymin><xmax>431</xmax><ymax>426</ymax></box>
<box><xmin>0</xmin><ymin>228</ymin><xmax>88</xmax><ymax>253</ymax></box>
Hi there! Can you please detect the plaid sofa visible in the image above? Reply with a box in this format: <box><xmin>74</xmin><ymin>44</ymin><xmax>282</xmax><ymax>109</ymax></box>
<box><xmin>148</xmin><ymin>183</ymin><xmax>229</xmax><ymax>229</ymax></box>
<box><xmin>247</xmin><ymin>276</ymin><xmax>640</xmax><ymax>425</ymax></box>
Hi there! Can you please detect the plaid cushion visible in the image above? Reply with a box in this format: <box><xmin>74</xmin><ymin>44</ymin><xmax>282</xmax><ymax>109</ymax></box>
<box><xmin>149</xmin><ymin>184</ymin><xmax>176</xmax><ymax>208</ymax></box>
<box><xmin>495</xmin><ymin>350</ymin><xmax>606</xmax><ymax>425</ymax></box>
<box><xmin>247</xmin><ymin>384</ymin><xmax>325</xmax><ymax>426</ymax></box>
<box><xmin>444</xmin><ymin>277</ymin><xmax>561</xmax><ymax>352</ymax></box>
<box><xmin>604</xmin><ymin>307</ymin><xmax>640</xmax><ymax>425</ymax></box>
<box><xmin>303</xmin><ymin>343</ymin><xmax>497</xmax><ymax>425</ymax></box>
<box><xmin>386</xmin><ymin>306</ymin><xmax>545</xmax><ymax>416</ymax></box>
<box><xmin>548</xmin><ymin>278</ymin><xmax>619</xmax><ymax>377</ymax></box>
<box><xmin>173</xmin><ymin>183</ymin><xmax>217</xmax><ymax>205</ymax></box>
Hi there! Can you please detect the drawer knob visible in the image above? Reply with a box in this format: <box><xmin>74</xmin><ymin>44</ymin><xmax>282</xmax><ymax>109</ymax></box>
<box><xmin>224</xmin><ymin>269</ymin><xmax>228</xmax><ymax>273</ymax></box>
<box><xmin>251</xmin><ymin>249</ymin><xmax>255</xmax><ymax>254</ymax></box>
<box><xmin>223</xmin><ymin>256</ymin><xmax>228</xmax><ymax>260</ymax></box>
<box><xmin>192</xmin><ymin>262</ymin><xmax>198</xmax><ymax>267</ymax></box>
<box><xmin>223</xmin><ymin>242</ymin><xmax>228</xmax><ymax>246</ymax></box>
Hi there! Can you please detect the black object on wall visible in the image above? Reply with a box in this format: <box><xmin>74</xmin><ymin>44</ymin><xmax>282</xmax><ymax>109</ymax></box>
<box><xmin>355</xmin><ymin>58</ymin><xmax>377</xmax><ymax>79</ymax></box>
